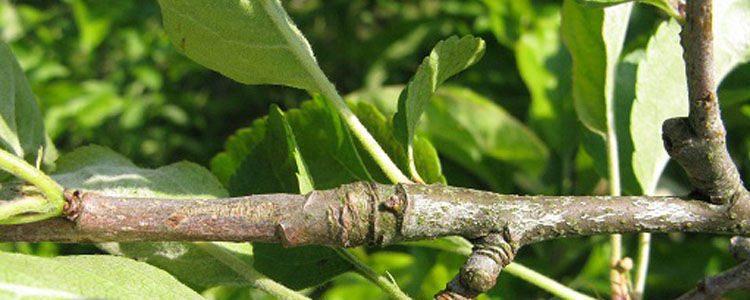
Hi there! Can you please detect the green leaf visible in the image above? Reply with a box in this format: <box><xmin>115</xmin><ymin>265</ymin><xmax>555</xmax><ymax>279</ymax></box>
<box><xmin>481</xmin><ymin>0</ymin><xmax>533</xmax><ymax>48</ymax></box>
<box><xmin>53</xmin><ymin>145</ymin><xmax>227</xmax><ymax>199</ymax></box>
<box><xmin>290</xmin><ymin>95</ymin><xmax>374</xmax><ymax>189</ymax></box>
<box><xmin>44</xmin><ymin>81</ymin><xmax>123</xmax><ymax>139</ymax></box>
<box><xmin>629</xmin><ymin>0</ymin><xmax>750</xmax><ymax>194</ymax></box>
<box><xmin>253</xmin><ymin>244</ymin><xmax>353</xmax><ymax>290</ymax></box>
<box><xmin>0</xmin><ymin>252</ymin><xmax>202</xmax><ymax>299</ymax></box>
<box><xmin>224</xmin><ymin>105</ymin><xmax>314</xmax><ymax>196</ymax></box>
<box><xmin>630</xmin><ymin>20</ymin><xmax>685</xmax><ymax>194</ymax></box>
<box><xmin>576</xmin><ymin>0</ymin><xmax>682</xmax><ymax>19</ymax></box>
<box><xmin>562</xmin><ymin>0</ymin><xmax>632</xmax><ymax>136</ymax></box>
<box><xmin>516</xmin><ymin>6</ymin><xmax>576</xmax><ymax>158</ymax></box>
<box><xmin>352</xmin><ymin>101</ymin><xmax>446</xmax><ymax>185</ymax></box>
<box><xmin>350</xmin><ymin>86</ymin><xmax>546</xmax><ymax>192</ymax></box>
<box><xmin>0</xmin><ymin>40</ymin><xmax>46</xmax><ymax>163</ymax></box>
<box><xmin>50</xmin><ymin>146</ymin><xmax>269</xmax><ymax>291</ymax></box>
<box><xmin>157</xmin><ymin>0</ymin><xmax>319</xmax><ymax>91</ymax></box>
<box><xmin>213</xmin><ymin>96</ymin><xmax>373</xmax><ymax>191</ymax></box>
<box><xmin>212</xmin><ymin>104</ymin><xmax>356</xmax><ymax>290</ymax></box>
<box><xmin>69</xmin><ymin>0</ymin><xmax>111</xmax><ymax>54</ymax></box>
<box><xmin>392</xmin><ymin>35</ymin><xmax>485</xmax><ymax>180</ymax></box>
<box><xmin>714</xmin><ymin>0</ymin><xmax>750</xmax><ymax>80</ymax></box>
<box><xmin>422</xmin><ymin>87</ymin><xmax>548</xmax><ymax>182</ymax></box>
<box><xmin>99</xmin><ymin>242</ymin><xmax>255</xmax><ymax>291</ymax></box>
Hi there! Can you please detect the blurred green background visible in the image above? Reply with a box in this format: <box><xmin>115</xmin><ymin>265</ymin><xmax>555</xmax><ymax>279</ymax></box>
<box><xmin>2</xmin><ymin>0</ymin><xmax>750</xmax><ymax>299</ymax></box>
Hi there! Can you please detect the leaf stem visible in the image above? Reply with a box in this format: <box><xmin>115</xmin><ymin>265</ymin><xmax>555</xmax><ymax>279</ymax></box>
<box><xmin>331</xmin><ymin>247</ymin><xmax>411</xmax><ymax>300</ymax></box>
<box><xmin>633</xmin><ymin>232</ymin><xmax>651</xmax><ymax>300</ymax></box>
<box><xmin>194</xmin><ymin>242</ymin><xmax>311</xmax><ymax>300</ymax></box>
<box><xmin>0</xmin><ymin>195</ymin><xmax>46</xmax><ymax>224</ymax></box>
<box><xmin>324</xmin><ymin>89</ymin><xmax>413</xmax><ymax>184</ymax></box>
<box><xmin>260</xmin><ymin>0</ymin><xmax>411</xmax><ymax>184</ymax></box>
<box><xmin>0</xmin><ymin>148</ymin><xmax>63</xmax><ymax>224</ymax></box>
<box><xmin>504</xmin><ymin>263</ymin><xmax>596</xmax><ymax>300</ymax></box>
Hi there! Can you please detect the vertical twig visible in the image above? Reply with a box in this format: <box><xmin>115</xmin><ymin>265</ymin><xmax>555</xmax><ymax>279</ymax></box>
<box><xmin>664</xmin><ymin>0</ymin><xmax>750</xmax><ymax>297</ymax></box>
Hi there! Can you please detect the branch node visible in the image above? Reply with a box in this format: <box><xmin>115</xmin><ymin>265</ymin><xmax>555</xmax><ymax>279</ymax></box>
<box><xmin>436</xmin><ymin>233</ymin><xmax>518</xmax><ymax>299</ymax></box>
<box><xmin>62</xmin><ymin>190</ymin><xmax>83</xmax><ymax>222</ymax></box>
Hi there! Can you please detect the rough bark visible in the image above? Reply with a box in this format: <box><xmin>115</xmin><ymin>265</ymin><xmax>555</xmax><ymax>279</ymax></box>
<box><xmin>1</xmin><ymin>182</ymin><xmax>747</xmax><ymax>246</ymax></box>
<box><xmin>663</xmin><ymin>0</ymin><xmax>750</xmax><ymax>298</ymax></box>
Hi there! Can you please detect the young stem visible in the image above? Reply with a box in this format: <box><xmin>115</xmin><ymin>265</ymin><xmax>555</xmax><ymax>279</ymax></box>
<box><xmin>0</xmin><ymin>148</ymin><xmax>63</xmax><ymax>224</ymax></box>
<box><xmin>194</xmin><ymin>242</ymin><xmax>311</xmax><ymax>300</ymax></box>
<box><xmin>331</xmin><ymin>247</ymin><xmax>411</xmax><ymax>300</ymax></box>
<box><xmin>261</xmin><ymin>0</ymin><xmax>411</xmax><ymax>184</ymax></box>
<box><xmin>633</xmin><ymin>233</ymin><xmax>651</xmax><ymax>300</ymax></box>
<box><xmin>504</xmin><ymin>263</ymin><xmax>596</xmax><ymax>300</ymax></box>
<box><xmin>606</xmin><ymin>70</ymin><xmax>625</xmax><ymax>300</ymax></box>
<box><xmin>322</xmin><ymin>86</ymin><xmax>413</xmax><ymax>184</ymax></box>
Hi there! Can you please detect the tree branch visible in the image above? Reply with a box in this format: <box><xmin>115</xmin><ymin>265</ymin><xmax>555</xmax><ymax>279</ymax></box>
<box><xmin>0</xmin><ymin>182</ymin><xmax>746</xmax><ymax>246</ymax></box>
<box><xmin>662</xmin><ymin>0</ymin><xmax>748</xmax><ymax>206</ymax></box>
<box><xmin>662</xmin><ymin>0</ymin><xmax>750</xmax><ymax>298</ymax></box>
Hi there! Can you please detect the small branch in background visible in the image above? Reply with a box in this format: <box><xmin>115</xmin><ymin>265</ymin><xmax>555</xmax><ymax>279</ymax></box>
<box><xmin>676</xmin><ymin>237</ymin><xmax>750</xmax><ymax>299</ymax></box>
<box><xmin>675</xmin><ymin>260</ymin><xmax>750</xmax><ymax>300</ymax></box>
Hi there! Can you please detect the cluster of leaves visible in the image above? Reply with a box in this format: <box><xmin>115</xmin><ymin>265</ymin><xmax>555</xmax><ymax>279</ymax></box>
<box><xmin>1</xmin><ymin>0</ymin><xmax>750</xmax><ymax>299</ymax></box>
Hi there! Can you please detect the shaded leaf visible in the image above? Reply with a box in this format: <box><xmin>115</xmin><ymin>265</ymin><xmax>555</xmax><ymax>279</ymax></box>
<box><xmin>224</xmin><ymin>105</ymin><xmax>313</xmax><ymax>196</ymax></box>
<box><xmin>392</xmin><ymin>35</ymin><xmax>485</xmax><ymax>179</ymax></box>
<box><xmin>212</xmin><ymin>103</ymin><xmax>357</xmax><ymax>290</ymax></box>
<box><xmin>212</xmin><ymin>97</ymin><xmax>372</xmax><ymax>191</ymax></box>
<box><xmin>253</xmin><ymin>244</ymin><xmax>353</xmax><ymax>290</ymax></box>
<box><xmin>0</xmin><ymin>40</ymin><xmax>46</xmax><ymax>163</ymax></box>
<box><xmin>157</xmin><ymin>0</ymin><xmax>319</xmax><ymax>91</ymax></box>
<box><xmin>0</xmin><ymin>251</ymin><xmax>202</xmax><ymax>299</ymax></box>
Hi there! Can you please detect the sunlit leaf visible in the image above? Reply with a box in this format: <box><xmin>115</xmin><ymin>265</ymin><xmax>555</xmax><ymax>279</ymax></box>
<box><xmin>630</xmin><ymin>20</ymin><xmax>685</xmax><ymax>194</ymax></box>
<box><xmin>157</xmin><ymin>0</ymin><xmax>320</xmax><ymax>91</ymax></box>
<box><xmin>50</xmin><ymin>145</ymin><xmax>267</xmax><ymax>291</ymax></box>
<box><xmin>630</xmin><ymin>0</ymin><xmax>750</xmax><ymax>194</ymax></box>
<box><xmin>212</xmin><ymin>97</ymin><xmax>372</xmax><ymax>191</ymax></box>
<box><xmin>0</xmin><ymin>252</ymin><xmax>202</xmax><ymax>299</ymax></box>
<box><xmin>576</xmin><ymin>0</ymin><xmax>681</xmax><ymax>19</ymax></box>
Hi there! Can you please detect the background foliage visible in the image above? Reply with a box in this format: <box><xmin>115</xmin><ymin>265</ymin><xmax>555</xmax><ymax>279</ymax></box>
<box><xmin>2</xmin><ymin>0</ymin><xmax>750</xmax><ymax>299</ymax></box>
